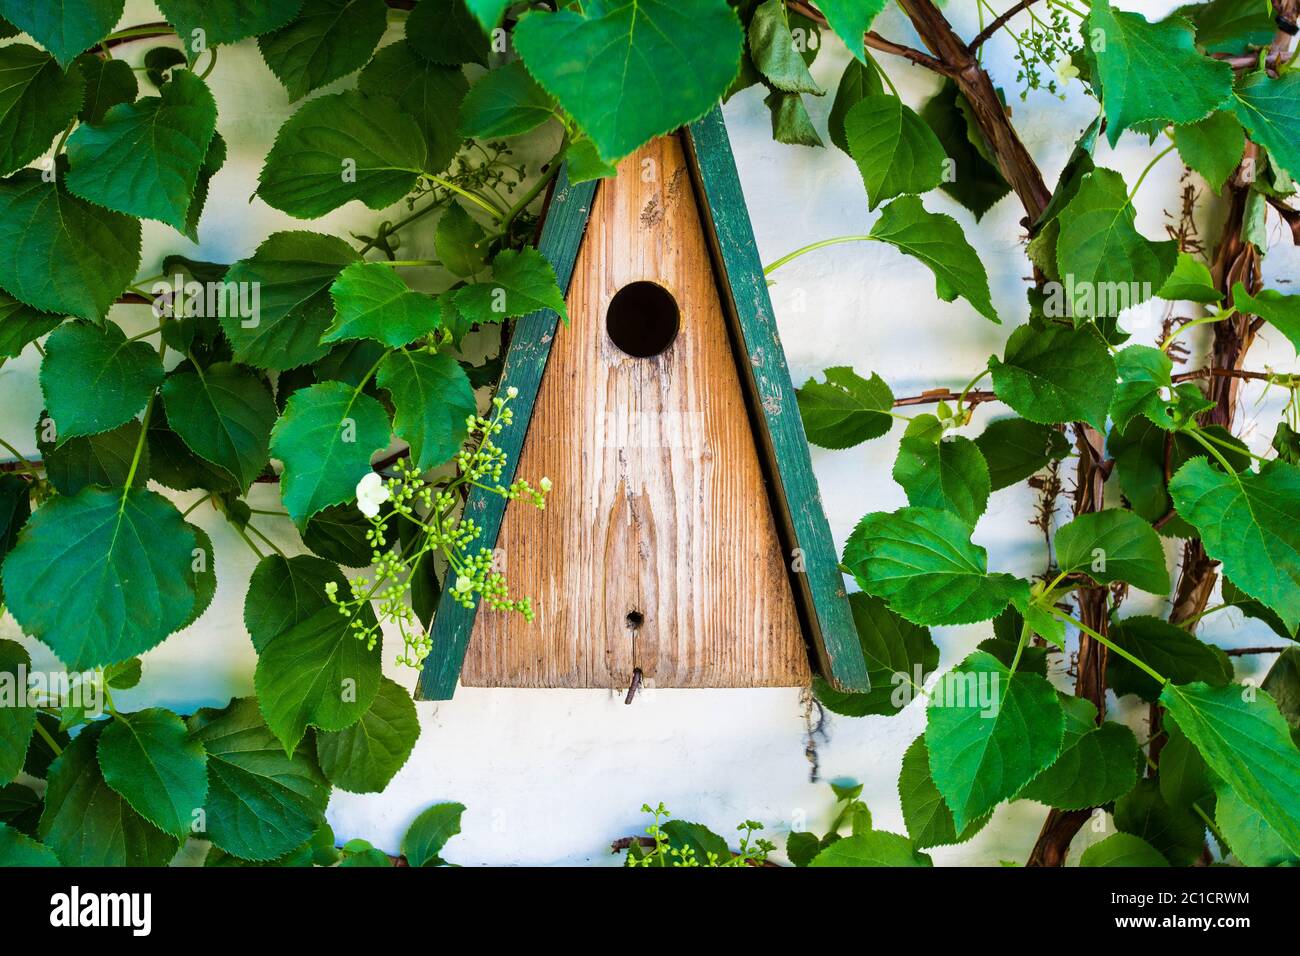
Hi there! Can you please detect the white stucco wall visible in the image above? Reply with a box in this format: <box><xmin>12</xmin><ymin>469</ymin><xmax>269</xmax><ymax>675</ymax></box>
<box><xmin>1</xmin><ymin>2</ymin><xmax>1295</xmax><ymax>866</ymax></box>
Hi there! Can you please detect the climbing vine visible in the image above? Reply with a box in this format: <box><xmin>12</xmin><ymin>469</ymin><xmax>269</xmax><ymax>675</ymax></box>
<box><xmin>0</xmin><ymin>0</ymin><xmax>1297</xmax><ymax>868</ymax></box>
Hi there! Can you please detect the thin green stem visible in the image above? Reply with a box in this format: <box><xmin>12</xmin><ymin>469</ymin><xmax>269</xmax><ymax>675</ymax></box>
<box><xmin>763</xmin><ymin>235</ymin><xmax>874</xmax><ymax>276</ymax></box>
<box><xmin>1160</xmin><ymin>312</ymin><xmax>1230</xmax><ymax>352</ymax></box>
<box><xmin>1183</xmin><ymin>426</ymin><xmax>1243</xmax><ymax>475</ymax></box>
<box><xmin>198</xmin><ymin>44</ymin><xmax>218</xmax><ymax>81</ymax></box>
<box><xmin>33</xmin><ymin>719</ymin><xmax>63</xmax><ymax>757</ymax></box>
<box><xmin>231</xmin><ymin>522</ymin><xmax>265</xmax><ymax>560</ymax></box>
<box><xmin>182</xmin><ymin>493</ymin><xmax>213</xmax><ymax>518</ymax></box>
<box><xmin>0</xmin><ymin>437</ymin><xmax>41</xmax><ymax>479</ymax></box>
<box><xmin>417</xmin><ymin>173</ymin><xmax>505</xmax><ymax>220</ymax></box>
<box><xmin>1128</xmin><ymin>142</ymin><xmax>1178</xmax><ymax>201</ymax></box>
<box><xmin>863</xmin><ymin>48</ymin><xmax>899</xmax><ymax>97</ymax></box>
<box><xmin>1055</xmin><ymin>609</ymin><xmax>1169</xmax><ymax>686</ymax></box>
<box><xmin>119</xmin><ymin>397</ymin><xmax>155</xmax><ymax>510</ymax></box>
<box><xmin>373</xmin><ymin>259</ymin><xmax>442</xmax><ymax>268</ymax></box>
<box><xmin>1179</xmin><ymin>602</ymin><xmax>1230</xmax><ymax>630</ymax></box>
<box><xmin>245</xmin><ymin>521</ymin><xmax>287</xmax><ymax>559</ymax></box>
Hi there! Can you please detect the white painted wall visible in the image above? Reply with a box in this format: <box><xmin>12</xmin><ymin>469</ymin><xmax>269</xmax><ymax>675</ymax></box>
<box><xmin>2</xmin><ymin>2</ymin><xmax>1296</xmax><ymax>866</ymax></box>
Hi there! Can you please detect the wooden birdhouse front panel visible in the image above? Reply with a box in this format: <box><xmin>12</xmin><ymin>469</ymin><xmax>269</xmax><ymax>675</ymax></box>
<box><xmin>460</xmin><ymin>134</ymin><xmax>808</xmax><ymax>689</ymax></box>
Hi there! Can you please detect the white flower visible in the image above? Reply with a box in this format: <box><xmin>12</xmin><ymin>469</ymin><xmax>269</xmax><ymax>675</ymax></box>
<box><xmin>355</xmin><ymin>472</ymin><xmax>390</xmax><ymax>518</ymax></box>
<box><xmin>506</xmin><ymin>385</ymin><xmax>519</xmax><ymax>399</ymax></box>
<box><xmin>1055</xmin><ymin>57</ymin><xmax>1080</xmax><ymax>87</ymax></box>
<box><xmin>455</xmin><ymin>575</ymin><xmax>473</xmax><ymax>593</ymax></box>
<box><xmin>539</xmin><ymin>476</ymin><xmax>552</xmax><ymax>493</ymax></box>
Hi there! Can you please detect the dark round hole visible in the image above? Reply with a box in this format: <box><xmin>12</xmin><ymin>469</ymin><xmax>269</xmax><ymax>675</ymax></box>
<box><xmin>626</xmin><ymin>610</ymin><xmax>644</xmax><ymax>630</ymax></box>
<box><xmin>606</xmin><ymin>281</ymin><xmax>679</xmax><ymax>358</ymax></box>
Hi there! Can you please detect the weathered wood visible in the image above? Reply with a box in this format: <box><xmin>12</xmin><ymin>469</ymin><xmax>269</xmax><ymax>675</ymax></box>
<box><xmin>416</xmin><ymin>169</ymin><xmax>598</xmax><ymax>701</ymax></box>
<box><xmin>684</xmin><ymin>108</ymin><xmax>869</xmax><ymax>693</ymax></box>
<box><xmin>417</xmin><ymin>107</ymin><xmax>869</xmax><ymax>699</ymax></box>
<box><xmin>460</xmin><ymin>134</ymin><xmax>807</xmax><ymax>688</ymax></box>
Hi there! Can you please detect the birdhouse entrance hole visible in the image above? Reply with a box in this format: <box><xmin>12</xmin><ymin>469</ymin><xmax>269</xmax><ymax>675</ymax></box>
<box><xmin>606</xmin><ymin>281</ymin><xmax>680</xmax><ymax>357</ymax></box>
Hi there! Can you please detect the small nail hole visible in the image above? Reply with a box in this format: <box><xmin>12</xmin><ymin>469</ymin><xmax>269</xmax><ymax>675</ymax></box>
<box><xmin>626</xmin><ymin>610</ymin><xmax>644</xmax><ymax>630</ymax></box>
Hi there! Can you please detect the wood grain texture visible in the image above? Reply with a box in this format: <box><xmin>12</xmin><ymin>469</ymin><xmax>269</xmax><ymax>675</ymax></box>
<box><xmin>460</xmin><ymin>133</ymin><xmax>807</xmax><ymax>689</ymax></box>
<box><xmin>416</xmin><ymin>169</ymin><xmax>598</xmax><ymax>701</ymax></box>
<box><xmin>686</xmin><ymin>108</ymin><xmax>870</xmax><ymax>693</ymax></box>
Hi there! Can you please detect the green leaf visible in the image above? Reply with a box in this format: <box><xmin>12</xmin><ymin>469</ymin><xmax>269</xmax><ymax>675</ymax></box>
<box><xmin>222</xmin><ymin>232</ymin><xmax>359</xmax><ymax>370</ymax></box>
<box><xmin>920</xmin><ymin>79</ymin><xmax>1010</xmax><ymax>222</ymax></box>
<box><xmin>1185</xmin><ymin>0</ymin><xmax>1277</xmax><ymax>53</ymax></box>
<box><xmin>402</xmin><ymin>801</ymin><xmax>465</xmax><ymax>866</ymax></box>
<box><xmin>974</xmin><ymin>418</ymin><xmax>1069</xmax><ymax>491</ymax></box>
<box><xmin>0</xmin><ymin>0</ymin><xmax>124</xmax><ymax>68</ymax></box>
<box><xmin>1108</xmin><ymin>615</ymin><xmax>1232</xmax><ymax>702</ymax></box>
<box><xmin>254</xmin><ymin>591</ymin><xmax>381</xmax><ymax>753</ymax></box>
<box><xmin>926</xmin><ymin>651</ymin><xmax>1064</xmax><ymax>831</ymax></box>
<box><xmin>1263</xmin><ymin>647</ymin><xmax>1300</xmax><ymax>740</ymax></box>
<box><xmin>844</xmin><ymin>507</ymin><xmax>1028</xmax><ymax>626</ymax></box>
<box><xmin>155</xmin><ymin>0</ymin><xmax>304</xmax><ymax>51</ymax></box>
<box><xmin>0</xmin><ymin>291</ymin><xmax>58</xmax><ymax>359</ymax></box>
<box><xmin>161</xmin><ymin>363</ymin><xmax>276</xmax><ymax>493</ymax></box>
<box><xmin>1156</xmin><ymin>251</ymin><xmax>1223</xmax><ymax>303</ymax></box>
<box><xmin>1216</xmin><ymin>786</ymin><xmax>1296</xmax><ymax>866</ymax></box>
<box><xmin>989</xmin><ymin>322</ymin><xmax>1116</xmax><ymax>431</ymax></box>
<box><xmin>748</xmin><ymin>0</ymin><xmax>820</xmax><ymax>95</ymax></box>
<box><xmin>785</xmin><ymin>831</ymin><xmax>821</xmax><ymax>867</ymax></box>
<box><xmin>1111</xmin><ymin>344</ymin><xmax>1174</xmax><ymax>431</ymax></box>
<box><xmin>1174</xmin><ymin>111</ymin><xmax>1244</xmax><ymax>193</ymax></box>
<box><xmin>808</xmin><ymin>830</ymin><xmax>932</xmax><ymax>867</ymax></box>
<box><xmin>435</xmin><ymin>203</ymin><xmax>489</xmax><ymax>278</ymax></box>
<box><xmin>0</xmin><ymin>640</ymin><xmax>35</xmax><ymax>786</ymax></box>
<box><xmin>813</xmin><ymin>592</ymin><xmax>938</xmax><ymax>717</ymax></box>
<box><xmin>358</xmin><ymin>40</ymin><xmax>468</xmax><ymax>176</ymax></box>
<box><xmin>244</xmin><ymin>553</ymin><xmax>344</xmax><ymax>653</ymax></box>
<box><xmin>378</xmin><ymin>350</ymin><xmax>475</xmax><ymax>471</ymax></box>
<box><xmin>303</xmin><ymin>504</ymin><xmax>374</xmax><ymax>568</ymax></box>
<box><xmin>1018</xmin><ymin>697</ymin><xmax>1140</xmax><ymax>810</ymax></box>
<box><xmin>0</xmin><ymin>821</ymin><xmax>59</xmax><ymax>866</ymax></box>
<box><xmin>763</xmin><ymin>88</ymin><xmax>823</xmax><ymax>148</ymax></box>
<box><xmin>1170</xmin><ymin>457</ymin><xmax>1300</xmax><ymax>634</ymax></box>
<box><xmin>406</xmin><ymin>0</ymin><xmax>487</xmax><ymax>66</ymax></box>
<box><xmin>1055</xmin><ymin>509</ymin><xmax>1170</xmax><ymax>594</ymax></box>
<box><xmin>38</xmin><ymin>418</ymin><xmax>148</xmax><ymax>495</ymax></box>
<box><xmin>1161</xmin><ymin>681</ymin><xmax>1300</xmax><ymax>857</ymax></box>
<box><xmin>97</xmin><ymin>708</ymin><xmax>208</xmax><ymax>839</ymax></box>
<box><xmin>22</xmin><ymin>712</ymin><xmax>68</xmax><ymax>778</ymax></box>
<box><xmin>459</xmin><ymin>59</ymin><xmax>554</xmax><ymax>139</ymax></box>
<box><xmin>869</xmin><ymin>195</ymin><xmax>998</xmax><ymax>323</ymax></box>
<box><xmin>1090</xmin><ymin>0</ymin><xmax>1234</xmax><ymax>145</ymax></box>
<box><xmin>512</xmin><ymin>0</ymin><xmax>743</xmax><ymax>163</ymax></box>
<box><xmin>453</xmin><ymin>246</ymin><xmax>568</xmax><ymax>326</ymax></box>
<box><xmin>845</xmin><ymin>95</ymin><xmax>945</xmax><ymax>211</ymax></box>
<box><xmin>65</xmin><ymin>69</ymin><xmax>217</xmax><ymax>230</ymax></box>
<box><xmin>1054</xmin><ymin>168</ymin><xmax>1179</xmax><ymax>322</ymax></box>
<box><xmin>0</xmin><ymin>170</ymin><xmax>141</xmax><ymax>322</ymax></box>
<box><xmin>104</xmin><ymin>656</ymin><xmax>141</xmax><ymax>690</ymax></box>
<box><xmin>1230</xmin><ymin>282</ymin><xmax>1300</xmax><ymax>354</ymax></box>
<box><xmin>72</xmin><ymin>52</ymin><xmax>136</xmax><ymax>126</ymax></box>
<box><xmin>1114</xmin><ymin>776</ymin><xmax>1207</xmax><ymax>866</ymax></box>
<box><xmin>182</xmin><ymin>130</ymin><xmax>225</xmax><ymax>241</ymax></box>
<box><xmin>796</xmin><ymin>367</ymin><xmax>892</xmax><ymax>449</ymax></box>
<box><xmin>1079</xmin><ymin>831</ymin><xmax>1169</xmax><ymax>866</ymax></box>
<box><xmin>39</xmin><ymin>321</ymin><xmax>163</xmax><ymax>442</ymax></box>
<box><xmin>316</xmin><ymin>676</ymin><xmax>420</xmax><ymax>793</ymax></box>
<box><xmin>269</xmin><ymin>380</ymin><xmax>391</xmax><ymax>528</ymax></box>
<box><xmin>1109</xmin><ymin>418</ymin><xmax>1248</xmax><ymax>537</ymax></box>
<box><xmin>2</xmin><ymin>487</ymin><xmax>198</xmax><ymax>670</ymax></box>
<box><xmin>892</xmin><ymin>434</ymin><xmax>990</xmax><ymax>527</ymax></box>
<box><xmin>0</xmin><ymin>44</ymin><xmax>84</xmax><ymax>177</ymax></box>
<box><xmin>187</xmin><ymin>697</ymin><xmax>330</xmax><ymax>862</ymax></box>
<box><xmin>898</xmin><ymin>736</ymin><xmax>991</xmax><ymax>848</ymax></box>
<box><xmin>258</xmin><ymin>91</ymin><xmax>424</xmax><ymax>218</ymax></box>
<box><xmin>0</xmin><ymin>784</ymin><xmax>41</xmax><ymax>840</ymax></box>
<box><xmin>1230</xmin><ymin>71</ymin><xmax>1300</xmax><ymax>181</ymax></box>
<box><xmin>0</xmin><ymin>475</ymin><xmax>30</xmax><ymax>606</ymax></box>
<box><xmin>828</xmin><ymin>59</ymin><xmax>881</xmax><ymax>154</ymax></box>
<box><xmin>325</xmin><ymin>262</ymin><xmax>443</xmax><ymax>348</ymax></box>
<box><xmin>1159</xmin><ymin>716</ymin><xmax>1215</xmax><ymax>810</ymax></box>
<box><xmin>257</xmin><ymin>0</ymin><xmax>386</xmax><ymax>100</ymax></box>
<box><xmin>40</xmin><ymin>723</ymin><xmax>179</xmax><ymax>866</ymax></box>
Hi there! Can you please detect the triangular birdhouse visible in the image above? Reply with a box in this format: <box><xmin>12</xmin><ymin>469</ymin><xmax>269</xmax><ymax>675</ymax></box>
<box><xmin>416</xmin><ymin>108</ymin><xmax>869</xmax><ymax>701</ymax></box>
